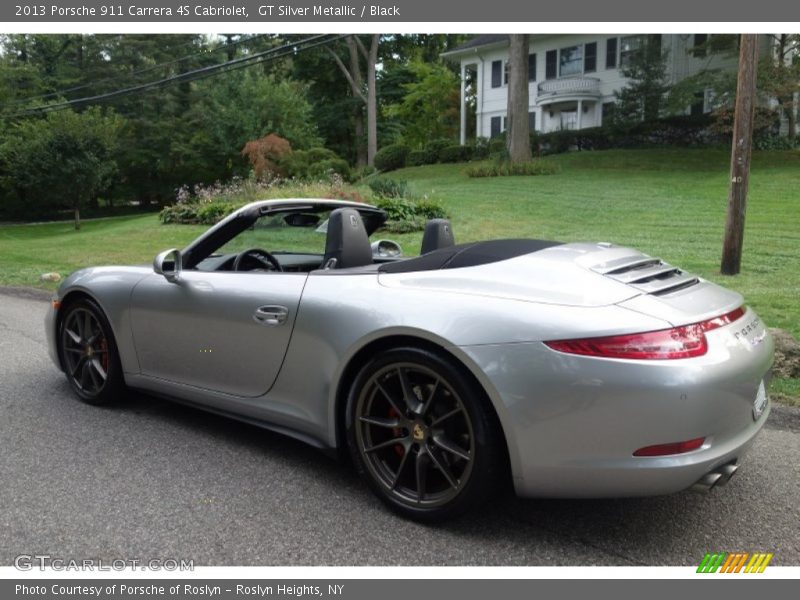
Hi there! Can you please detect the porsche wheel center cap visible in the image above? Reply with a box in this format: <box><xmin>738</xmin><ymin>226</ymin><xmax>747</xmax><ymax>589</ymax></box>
<box><xmin>412</xmin><ymin>422</ymin><xmax>426</xmax><ymax>442</ymax></box>
<box><xmin>85</xmin><ymin>346</ymin><xmax>94</xmax><ymax>357</ymax></box>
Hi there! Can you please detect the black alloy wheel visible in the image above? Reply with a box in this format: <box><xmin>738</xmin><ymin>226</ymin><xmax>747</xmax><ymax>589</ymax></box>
<box><xmin>347</xmin><ymin>347</ymin><xmax>504</xmax><ymax>521</ymax></box>
<box><xmin>58</xmin><ymin>298</ymin><xmax>124</xmax><ymax>405</ymax></box>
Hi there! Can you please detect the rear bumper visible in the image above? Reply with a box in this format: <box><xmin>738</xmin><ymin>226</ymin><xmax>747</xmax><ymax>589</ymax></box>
<box><xmin>460</xmin><ymin>308</ymin><xmax>774</xmax><ymax>498</ymax></box>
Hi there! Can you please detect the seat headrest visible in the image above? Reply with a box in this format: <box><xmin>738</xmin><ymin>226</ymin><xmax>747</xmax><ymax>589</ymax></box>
<box><xmin>322</xmin><ymin>208</ymin><xmax>373</xmax><ymax>269</ymax></box>
<box><xmin>420</xmin><ymin>218</ymin><xmax>455</xmax><ymax>254</ymax></box>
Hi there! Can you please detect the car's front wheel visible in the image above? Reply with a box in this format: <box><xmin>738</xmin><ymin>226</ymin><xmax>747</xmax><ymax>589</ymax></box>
<box><xmin>346</xmin><ymin>347</ymin><xmax>505</xmax><ymax>521</ymax></box>
<box><xmin>58</xmin><ymin>298</ymin><xmax>124</xmax><ymax>405</ymax></box>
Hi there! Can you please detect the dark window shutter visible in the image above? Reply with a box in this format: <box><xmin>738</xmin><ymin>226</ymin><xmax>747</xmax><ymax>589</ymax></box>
<box><xmin>528</xmin><ymin>53</ymin><xmax>537</xmax><ymax>81</ymax></box>
<box><xmin>490</xmin><ymin>116</ymin><xmax>502</xmax><ymax>138</ymax></box>
<box><xmin>545</xmin><ymin>50</ymin><xmax>557</xmax><ymax>79</ymax></box>
<box><xmin>491</xmin><ymin>60</ymin><xmax>502</xmax><ymax>88</ymax></box>
<box><xmin>584</xmin><ymin>42</ymin><xmax>597</xmax><ymax>72</ymax></box>
<box><xmin>694</xmin><ymin>34</ymin><xmax>708</xmax><ymax>58</ymax></box>
<box><xmin>606</xmin><ymin>38</ymin><xmax>617</xmax><ymax>69</ymax></box>
<box><xmin>528</xmin><ymin>111</ymin><xmax>536</xmax><ymax>131</ymax></box>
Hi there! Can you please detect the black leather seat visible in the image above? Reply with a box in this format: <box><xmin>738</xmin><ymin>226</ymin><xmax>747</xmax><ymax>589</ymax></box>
<box><xmin>321</xmin><ymin>208</ymin><xmax>373</xmax><ymax>269</ymax></box>
<box><xmin>420</xmin><ymin>219</ymin><xmax>455</xmax><ymax>254</ymax></box>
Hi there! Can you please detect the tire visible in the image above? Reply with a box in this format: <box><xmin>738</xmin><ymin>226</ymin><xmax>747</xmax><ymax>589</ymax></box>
<box><xmin>57</xmin><ymin>298</ymin><xmax>125</xmax><ymax>406</ymax></box>
<box><xmin>345</xmin><ymin>346</ymin><xmax>505</xmax><ymax>522</ymax></box>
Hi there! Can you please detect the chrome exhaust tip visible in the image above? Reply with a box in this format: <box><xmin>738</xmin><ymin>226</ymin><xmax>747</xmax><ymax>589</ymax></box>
<box><xmin>690</xmin><ymin>462</ymin><xmax>738</xmax><ymax>493</ymax></box>
<box><xmin>690</xmin><ymin>472</ymin><xmax>723</xmax><ymax>493</ymax></box>
<box><xmin>714</xmin><ymin>463</ymin><xmax>738</xmax><ymax>487</ymax></box>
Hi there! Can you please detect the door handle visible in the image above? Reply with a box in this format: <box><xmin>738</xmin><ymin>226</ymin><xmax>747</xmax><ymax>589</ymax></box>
<box><xmin>253</xmin><ymin>305</ymin><xmax>289</xmax><ymax>326</ymax></box>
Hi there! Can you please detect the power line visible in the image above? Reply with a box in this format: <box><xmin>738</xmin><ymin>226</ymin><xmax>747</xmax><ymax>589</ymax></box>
<box><xmin>5</xmin><ymin>33</ymin><xmax>272</xmax><ymax>107</ymax></box>
<box><xmin>5</xmin><ymin>34</ymin><xmax>346</xmax><ymax>120</ymax></box>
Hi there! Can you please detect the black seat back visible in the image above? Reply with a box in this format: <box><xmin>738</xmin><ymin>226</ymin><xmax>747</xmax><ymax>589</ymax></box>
<box><xmin>420</xmin><ymin>219</ymin><xmax>455</xmax><ymax>254</ymax></box>
<box><xmin>322</xmin><ymin>208</ymin><xmax>373</xmax><ymax>269</ymax></box>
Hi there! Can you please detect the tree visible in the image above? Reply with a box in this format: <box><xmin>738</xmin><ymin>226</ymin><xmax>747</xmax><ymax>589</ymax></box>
<box><xmin>613</xmin><ymin>35</ymin><xmax>670</xmax><ymax>123</ymax></box>
<box><xmin>327</xmin><ymin>35</ymin><xmax>380</xmax><ymax>166</ymax></box>
<box><xmin>1</xmin><ymin>107</ymin><xmax>123</xmax><ymax>228</ymax></box>
<box><xmin>759</xmin><ymin>34</ymin><xmax>800</xmax><ymax>141</ymax></box>
<box><xmin>506</xmin><ymin>35</ymin><xmax>531</xmax><ymax>163</ymax></box>
<box><xmin>385</xmin><ymin>60</ymin><xmax>459</xmax><ymax>148</ymax></box>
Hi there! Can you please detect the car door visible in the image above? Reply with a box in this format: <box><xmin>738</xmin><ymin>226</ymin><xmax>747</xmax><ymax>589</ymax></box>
<box><xmin>129</xmin><ymin>270</ymin><xmax>306</xmax><ymax>398</ymax></box>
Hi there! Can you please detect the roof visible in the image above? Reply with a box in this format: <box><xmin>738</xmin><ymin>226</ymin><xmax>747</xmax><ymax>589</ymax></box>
<box><xmin>441</xmin><ymin>35</ymin><xmax>509</xmax><ymax>57</ymax></box>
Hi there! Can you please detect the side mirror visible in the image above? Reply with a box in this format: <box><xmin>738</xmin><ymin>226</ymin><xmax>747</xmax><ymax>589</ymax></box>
<box><xmin>371</xmin><ymin>239</ymin><xmax>403</xmax><ymax>258</ymax></box>
<box><xmin>153</xmin><ymin>248</ymin><xmax>182</xmax><ymax>283</ymax></box>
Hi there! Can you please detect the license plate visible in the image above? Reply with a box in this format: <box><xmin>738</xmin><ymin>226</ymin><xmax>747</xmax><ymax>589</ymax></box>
<box><xmin>753</xmin><ymin>380</ymin><xmax>768</xmax><ymax>421</ymax></box>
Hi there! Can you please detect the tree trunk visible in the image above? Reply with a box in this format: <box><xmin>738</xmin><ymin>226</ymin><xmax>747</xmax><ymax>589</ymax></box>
<box><xmin>347</xmin><ymin>39</ymin><xmax>367</xmax><ymax>167</ymax></box>
<box><xmin>74</xmin><ymin>204</ymin><xmax>81</xmax><ymax>231</ymax></box>
<box><xmin>366</xmin><ymin>34</ymin><xmax>379</xmax><ymax>166</ymax></box>
<box><xmin>721</xmin><ymin>35</ymin><xmax>759</xmax><ymax>276</ymax></box>
<box><xmin>506</xmin><ymin>35</ymin><xmax>532</xmax><ymax>164</ymax></box>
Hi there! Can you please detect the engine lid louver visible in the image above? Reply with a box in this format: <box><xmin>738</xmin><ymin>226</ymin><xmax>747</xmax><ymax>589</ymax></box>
<box><xmin>591</xmin><ymin>254</ymin><xmax>699</xmax><ymax>296</ymax></box>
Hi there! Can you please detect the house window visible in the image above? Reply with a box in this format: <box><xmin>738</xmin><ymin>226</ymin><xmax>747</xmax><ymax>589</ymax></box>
<box><xmin>559</xmin><ymin>45</ymin><xmax>583</xmax><ymax>77</ymax></box>
<box><xmin>619</xmin><ymin>35</ymin><xmax>645</xmax><ymax>68</ymax></box>
<box><xmin>491</xmin><ymin>60</ymin><xmax>502</xmax><ymax>88</ymax></box>
<box><xmin>584</xmin><ymin>42</ymin><xmax>597</xmax><ymax>73</ymax></box>
<box><xmin>528</xmin><ymin>111</ymin><xmax>536</xmax><ymax>131</ymax></box>
<box><xmin>694</xmin><ymin>33</ymin><xmax>708</xmax><ymax>58</ymax></box>
<box><xmin>528</xmin><ymin>53</ymin><xmax>537</xmax><ymax>81</ymax></box>
<box><xmin>503</xmin><ymin>116</ymin><xmax>508</xmax><ymax>131</ymax></box>
<box><xmin>490</xmin><ymin>116</ymin><xmax>502</xmax><ymax>138</ymax></box>
<box><xmin>545</xmin><ymin>50</ymin><xmax>557</xmax><ymax>79</ymax></box>
<box><xmin>504</xmin><ymin>61</ymin><xmax>509</xmax><ymax>85</ymax></box>
<box><xmin>690</xmin><ymin>91</ymin><xmax>708</xmax><ymax>116</ymax></box>
<box><xmin>606</xmin><ymin>38</ymin><xmax>617</xmax><ymax>69</ymax></box>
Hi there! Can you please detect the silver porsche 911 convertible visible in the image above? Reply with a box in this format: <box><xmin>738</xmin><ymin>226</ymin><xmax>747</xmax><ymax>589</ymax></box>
<box><xmin>45</xmin><ymin>198</ymin><xmax>773</xmax><ymax>521</ymax></box>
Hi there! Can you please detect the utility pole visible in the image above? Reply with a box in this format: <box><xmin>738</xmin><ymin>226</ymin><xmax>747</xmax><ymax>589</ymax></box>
<box><xmin>721</xmin><ymin>34</ymin><xmax>759</xmax><ymax>275</ymax></box>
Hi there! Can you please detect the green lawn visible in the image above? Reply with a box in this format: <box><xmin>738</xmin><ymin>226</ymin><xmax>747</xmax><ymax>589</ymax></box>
<box><xmin>1</xmin><ymin>148</ymin><xmax>798</xmax><ymax>403</ymax></box>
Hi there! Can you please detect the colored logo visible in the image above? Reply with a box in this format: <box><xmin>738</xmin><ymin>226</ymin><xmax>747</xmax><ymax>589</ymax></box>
<box><xmin>697</xmin><ymin>552</ymin><xmax>773</xmax><ymax>573</ymax></box>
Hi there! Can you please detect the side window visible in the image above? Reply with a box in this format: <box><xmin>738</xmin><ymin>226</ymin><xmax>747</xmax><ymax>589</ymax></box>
<box><xmin>528</xmin><ymin>53</ymin><xmax>537</xmax><ymax>81</ymax></box>
<box><xmin>545</xmin><ymin>50</ymin><xmax>557</xmax><ymax>79</ymax></box>
<box><xmin>491</xmin><ymin>60</ymin><xmax>502</xmax><ymax>88</ymax></box>
<box><xmin>584</xmin><ymin>42</ymin><xmax>597</xmax><ymax>73</ymax></box>
<box><xmin>490</xmin><ymin>116</ymin><xmax>502</xmax><ymax>138</ymax></box>
<box><xmin>606</xmin><ymin>37</ymin><xmax>618</xmax><ymax>69</ymax></box>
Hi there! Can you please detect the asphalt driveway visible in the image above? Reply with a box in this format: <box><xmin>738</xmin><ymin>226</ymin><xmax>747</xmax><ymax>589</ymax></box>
<box><xmin>1</xmin><ymin>290</ymin><xmax>798</xmax><ymax>566</ymax></box>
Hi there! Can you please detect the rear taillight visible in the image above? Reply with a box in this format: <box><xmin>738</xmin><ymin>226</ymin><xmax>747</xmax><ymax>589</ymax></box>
<box><xmin>544</xmin><ymin>306</ymin><xmax>745</xmax><ymax>360</ymax></box>
<box><xmin>633</xmin><ymin>437</ymin><xmax>705</xmax><ymax>457</ymax></box>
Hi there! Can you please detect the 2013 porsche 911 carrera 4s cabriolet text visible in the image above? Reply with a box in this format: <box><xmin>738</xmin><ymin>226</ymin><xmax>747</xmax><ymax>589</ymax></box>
<box><xmin>45</xmin><ymin>199</ymin><xmax>773</xmax><ymax>521</ymax></box>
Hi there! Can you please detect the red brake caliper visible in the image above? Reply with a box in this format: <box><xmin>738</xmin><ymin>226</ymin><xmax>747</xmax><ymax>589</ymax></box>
<box><xmin>388</xmin><ymin>407</ymin><xmax>405</xmax><ymax>457</ymax></box>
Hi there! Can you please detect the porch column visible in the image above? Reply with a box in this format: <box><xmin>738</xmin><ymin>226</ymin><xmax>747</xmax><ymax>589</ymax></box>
<box><xmin>460</xmin><ymin>62</ymin><xmax>467</xmax><ymax>145</ymax></box>
<box><xmin>475</xmin><ymin>61</ymin><xmax>483</xmax><ymax>139</ymax></box>
<box><xmin>577</xmin><ymin>99</ymin><xmax>583</xmax><ymax>130</ymax></box>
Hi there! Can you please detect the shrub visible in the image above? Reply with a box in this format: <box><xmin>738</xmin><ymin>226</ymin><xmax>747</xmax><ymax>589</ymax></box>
<box><xmin>374</xmin><ymin>196</ymin><xmax>449</xmax><ymax>232</ymax></box>
<box><xmin>368</xmin><ymin>177</ymin><xmax>409</xmax><ymax>199</ymax></box>
<box><xmin>488</xmin><ymin>136</ymin><xmax>507</xmax><ymax>159</ymax></box>
<box><xmin>351</xmin><ymin>165</ymin><xmax>377</xmax><ymax>181</ymax></box>
<box><xmin>306</xmin><ymin>157</ymin><xmax>351</xmax><ymax>181</ymax></box>
<box><xmin>159</xmin><ymin>200</ymin><xmax>246</xmax><ymax>225</ymax></box>
<box><xmin>407</xmin><ymin>149</ymin><xmax>429</xmax><ymax>167</ymax></box>
<box><xmin>280</xmin><ymin>147</ymin><xmax>350</xmax><ymax>181</ymax></box>
<box><xmin>241</xmin><ymin>133</ymin><xmax>292</xmax><ymax>180</ymax></box>
<box><xmin>423</xmin><ymin>138</ymin><xmax>452</xmax><ymax>163</ymax></box>
<box><xmin>466</xmin><ymin>159</ymin><xmax>560</xmax><ymax>178</ymax></box>
<box><xmin>374</xmin><ymin>143</ymin><xmax>409</xmax><ymax>171</ymax></box>
<box><xmin>471</xmin><ymin>137</ymin><xmax>491</xmax><ymax>159</ymax></box>
<box><xmin>439</xmin><ymin>144</ymin><xmax>473</xmax><ymax>163</ymax></box>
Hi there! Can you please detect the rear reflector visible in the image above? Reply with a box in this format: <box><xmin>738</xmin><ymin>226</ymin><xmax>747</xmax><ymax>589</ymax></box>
<box><xmin>544</xmin><ymin>306</ymin><xmax>745</xmax><ymax>360</ymax></box>
<box><xmin>634</xmin><ymin>437</ymin><xmax>705</xmax><ymax>457</ymax></box>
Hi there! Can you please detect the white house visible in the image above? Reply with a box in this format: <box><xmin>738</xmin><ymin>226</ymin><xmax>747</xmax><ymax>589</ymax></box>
<box><xmin>442</xmin><ymin>34</ymin><xmax>774</xmax><ymax>143</ymax></box>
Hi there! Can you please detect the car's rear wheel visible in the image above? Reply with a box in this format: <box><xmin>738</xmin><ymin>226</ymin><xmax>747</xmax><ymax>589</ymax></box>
<box><xmin>58</xmin><ymin>298</ymin><xmax>124</xmax><ymax>406</ymax></box>
<box><xmin>346</xmin><ymin>347</ymin><xmax>504</xmax><ymax>521</ymax></box>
